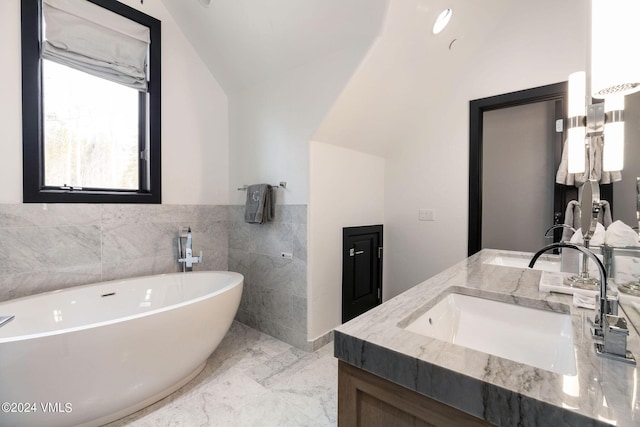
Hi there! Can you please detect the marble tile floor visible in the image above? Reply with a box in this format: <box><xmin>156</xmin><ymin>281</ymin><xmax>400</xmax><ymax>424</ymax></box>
<box><xmin>105</xmin><ymin>321</ymin><xmax>337</xmax><ymax>427</ymax></box>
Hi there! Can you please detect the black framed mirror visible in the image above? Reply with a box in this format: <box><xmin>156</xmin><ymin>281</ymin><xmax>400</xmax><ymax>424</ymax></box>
<box><xmin>468</xmin><ymin>81</ymin><xmax>615</xmax><ymax>256</ymax></box>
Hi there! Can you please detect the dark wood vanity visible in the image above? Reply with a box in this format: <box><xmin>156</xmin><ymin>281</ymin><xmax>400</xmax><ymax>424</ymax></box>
<box><xmin>338</xmin><ymin>361</ymin><xmax>492</xmax><ymax>426</ymax></box>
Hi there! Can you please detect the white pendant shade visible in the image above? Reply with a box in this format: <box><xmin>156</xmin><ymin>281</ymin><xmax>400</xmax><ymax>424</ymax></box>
<box><xmin>591</xmin><ymin>0</ymin><xmax>640</xmax><ymax>98</ymax></box>
<box><xmin>565</xmin><ymin>2</ymin><xmax>634</xmax><ymax>175</ymax></box>
<box><xmin>568</xmin><ymin>71</ymin><xmax>586</xmax><ymax>174</ymax></box>
<box><xmin>603</xmin><ymin>96</ymin><xmax>624</xmax><ymax>171</ymax></box>
<box><xmin>603</xmin><ymin>122</ymin><xmax>624</xmax><ymax>170</ymax></box>
<box><xmin>568</xmin><ymin>128</ymin><xmax>586</xmax><ymax>174</ymax></box>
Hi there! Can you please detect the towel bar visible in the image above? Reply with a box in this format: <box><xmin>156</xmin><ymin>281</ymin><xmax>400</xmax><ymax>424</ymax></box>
<box><xmin>237</xmin><ymin>182</ymin><xmax>287</xmax><ymax>191</ymax></box>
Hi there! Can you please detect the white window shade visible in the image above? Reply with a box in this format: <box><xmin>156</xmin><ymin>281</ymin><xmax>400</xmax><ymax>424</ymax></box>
<box><xmin>42</xmin><ymin>0</ymin><xmax>150</xmax><ymax>91</ymax></box>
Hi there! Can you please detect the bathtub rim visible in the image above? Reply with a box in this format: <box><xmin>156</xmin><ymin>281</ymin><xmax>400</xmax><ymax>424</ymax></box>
<box><xmin>0</xmin><ymin>270</ymin><xmax>243</xmax><ymax>344</ymax></box>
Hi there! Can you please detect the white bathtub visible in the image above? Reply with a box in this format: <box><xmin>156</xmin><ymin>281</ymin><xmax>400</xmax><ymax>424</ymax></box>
<box><xmin>0</xmin><ymin>271</ymin><xmax>243</xmax><ymax>427</ymax></box>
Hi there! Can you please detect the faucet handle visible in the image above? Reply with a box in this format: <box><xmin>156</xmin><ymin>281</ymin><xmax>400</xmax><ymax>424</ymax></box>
<box><xmin>606</xmin><ymin>315</ymin><xmax>629</xmax><ymax>335</ymax></box>
<box><xmin>594</xmin><ymin>315</ymin><xmax>636</xmax><ymax>364</ymax></box>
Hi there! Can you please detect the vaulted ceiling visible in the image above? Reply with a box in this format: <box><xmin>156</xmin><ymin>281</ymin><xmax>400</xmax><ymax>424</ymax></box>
<box><xmin>160</xmin><ymin>0</ymin><xmax>389</xmax><ymax>93</ymax></box>
<box><xmin>158</xmin><ymin>0</ymin><xmax>586</xmax><ymax>157</ymax></box>
<box><xmin>313</xmin><ymin>0</ymin><xmax>516</xmax><ymax>156</ymax></box>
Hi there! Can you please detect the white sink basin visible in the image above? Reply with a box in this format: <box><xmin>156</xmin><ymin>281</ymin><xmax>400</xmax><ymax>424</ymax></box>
<box><xmin>486</xmin><ymin>252</ymin><xmax>561</xmax><ymax>272</ymax></box>
<box><xmin>404</xmin><ymin>293</ymin><xmax>576</xmax><ymax>375</ymax></box>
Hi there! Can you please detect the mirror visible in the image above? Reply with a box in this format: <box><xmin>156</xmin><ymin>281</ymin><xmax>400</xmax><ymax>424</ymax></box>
<box><xmin>468</xmin><ymin>82</ymin><xmax>572</xmax><ymax>255</ymax></box>
<box><xmin>469</xmin><ymin>87</ymin><xmax>640</xmax><ymax>330</ymax></box>
<box><xmin>469</xmin><ymin>87</ymin><xmax>640</xmax><ymax>255</ymax></box>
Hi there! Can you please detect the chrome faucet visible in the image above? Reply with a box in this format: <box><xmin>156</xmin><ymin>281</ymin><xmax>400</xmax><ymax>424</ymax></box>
<box><xmin>543</xmin><ymin>224</ymin><xmax>576</xmax><ymax>239</ymax></box>
<box><xmin>530</xmin><ymin>242</ymin><xmax>610</xmax><ymax>331</ymax></box>
<box><xmin>177</xmin><ymin>227</ymin><xmax>203</xmax><ymax>272</ymax></box>
<box><xmin>530</xmin><ymin>242</ymin><xmax>635</xmax><ymax>364</ymax></box>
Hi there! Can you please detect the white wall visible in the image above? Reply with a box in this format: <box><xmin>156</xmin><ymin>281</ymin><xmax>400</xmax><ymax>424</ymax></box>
<box><xmin>308</xmin><ymin>141</ymin><xmax>385</xmax><ymax>340</ymax></box>
<box><xmin>313</xmin><ymin>0</ymin><xmax>590</xmax><ymax>298</ymax></box>
<box><xmin>159</xmin><ymin>0</ymin><xmax>389</xmax><ymax>96</ymax></box>
<box><xmin>383</xmin><ymin>0</ymin><xmax>589</xmax><ymax>297</ymax></box>
<box><xmin>0</xmin><ymin>0</ymin><xmax>228</xmax><ymax>205</ymax></box>
<box><xmin>228</xmin><ymin>43</ymin><xmax>378</xmax><ymax>205</ymax></box>
<box><xmin>222</xmin><ymin>7</ymin><xmax>386</xmax><ymax>344</ymax></box>
<box><xmin>0</xmin><ymin>0</ymin><xmax>25</xmax><ymax>203</ymax></box>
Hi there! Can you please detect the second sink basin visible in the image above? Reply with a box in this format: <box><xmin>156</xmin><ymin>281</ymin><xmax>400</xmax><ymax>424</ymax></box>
<box><xmin>403</xmin><ymin>292</ymin><xmax>576</xmax><ymax>375</ymax></box>
<box><xmin>486</xmin><ymin>252</ymin><xmax>561</xmax><ymax>272</ymax></box>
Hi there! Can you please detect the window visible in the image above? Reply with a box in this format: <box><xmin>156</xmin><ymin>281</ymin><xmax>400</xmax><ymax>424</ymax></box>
<box><xmin>21</xmin><ymin>0</ymin><xmax>161</xmax><ymax>203</ymax></box>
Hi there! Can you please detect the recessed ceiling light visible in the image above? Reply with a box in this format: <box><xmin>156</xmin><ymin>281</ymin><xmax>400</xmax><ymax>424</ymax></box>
<box><xmin>432</xmin><ymin>8</ymin><xmax>452</xmax><ymax>35</ymax></box>
<box><xmin>198</xmin><ymin>0</ymin><xmax>211</xmax><ymax>7</ymax></box>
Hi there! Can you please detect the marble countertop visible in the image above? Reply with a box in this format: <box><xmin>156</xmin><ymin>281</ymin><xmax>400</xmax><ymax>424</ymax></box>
<box><xmin>334</xmin><ymin>249</ymin><xmax>640</xmax><ymax>426</ymax></box>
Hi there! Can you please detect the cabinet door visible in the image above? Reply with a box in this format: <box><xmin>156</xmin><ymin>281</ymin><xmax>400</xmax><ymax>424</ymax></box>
<box><xmin>338</xmin><ymin>361</ymin><xmax>494</xmax><ymax>427</ymax></box>
<box><xmin>342</xmin><ymin>225</ymin><xmax>382</xmax><ymax>323</ymax></box>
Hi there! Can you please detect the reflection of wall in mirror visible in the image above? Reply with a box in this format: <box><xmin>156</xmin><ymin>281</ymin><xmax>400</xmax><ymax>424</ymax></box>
<box><xmin>481</xmin><ymin>101</ymin><xmax>556</xmax><ymax>253</ymax></box>
<box><xmin>612</xmin><ymin>91</ymin><xmax>640</xmax><ymax>227</ymax></box>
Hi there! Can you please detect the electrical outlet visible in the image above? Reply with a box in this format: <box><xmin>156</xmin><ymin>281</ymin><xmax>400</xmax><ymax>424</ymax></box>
<box><xmin>418</xmin><ymin>209</ymin><xmax>436</xmax><ymax>221</ymax></box>
<box><xmin>280</xmin><ymin>252</ymin><xmax>293</xmax><ymax>259</ymax></box>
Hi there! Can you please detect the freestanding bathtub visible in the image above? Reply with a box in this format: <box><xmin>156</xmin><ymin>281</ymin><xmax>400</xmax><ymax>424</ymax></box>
<box><xmin>0</xmin><ymin>271</ymin><xmax>243</xmax><ymax>427</ymax></box>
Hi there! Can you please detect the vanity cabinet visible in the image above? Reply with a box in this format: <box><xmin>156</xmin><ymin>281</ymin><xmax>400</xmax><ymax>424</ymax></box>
<box><xmin>338</xmin><ymin>361</ymin><xmax>493</xmax><ymax>427</ymax></box>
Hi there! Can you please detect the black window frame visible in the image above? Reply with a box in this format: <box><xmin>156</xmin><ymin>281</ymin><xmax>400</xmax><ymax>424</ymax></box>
<box><xmin>21</xmin><ymin>0</ymin><xmax>162</xmax><ymax>203</ymax></box>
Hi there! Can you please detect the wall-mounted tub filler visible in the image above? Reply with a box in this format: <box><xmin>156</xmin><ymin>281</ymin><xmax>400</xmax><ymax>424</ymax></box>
<box><xmin>177</xmin><ymin>227</ymin><xmax>203</xmax><ymax>272</ymax></box>
<box><xmin>0</xmin><ymin>315</ymin><xmax>14</xmax><ymax>328</ymax></box>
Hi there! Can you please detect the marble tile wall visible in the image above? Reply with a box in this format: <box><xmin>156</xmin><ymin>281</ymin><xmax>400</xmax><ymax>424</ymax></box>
<box><xmin>0</xmin><ymin>204</ymin><xmax>228</xmax><ymax>302</ymax></box>
<box><xmin>0</xmin><ymin>202</ymin><xmax>311</xmax><ymax>351</ymax></box>
<box><xmin>228</xmin><ymin>205</ymin><xmax>308</xmax><ymax>350</ymax></box>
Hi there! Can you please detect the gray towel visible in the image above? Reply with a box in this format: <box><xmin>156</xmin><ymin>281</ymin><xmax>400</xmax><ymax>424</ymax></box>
<box><xmin>244</xmin><ymin>184</ymin><xmax>274</xmax><ymax>224</ymax></box>
<box><xmin>600</xmin><ymin>200</ymin><xmax>613</xmax><ymax>228</ymax></box>
<box><xmin>556</xmin><ymin>136</ymin><xmax>622</xmax><ymax>186</ymax></box>
<box><xmin>562</xmin><ymin>200</ymin><xmax>580</xmax><ymax>242</ymax></box>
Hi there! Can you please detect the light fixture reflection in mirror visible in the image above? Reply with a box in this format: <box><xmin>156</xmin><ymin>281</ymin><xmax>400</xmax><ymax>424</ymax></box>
<box><xmin>565</xmin><ymin>0</ymin><xmax>640</xmax><ymax>175</ymax></box>
<box><xmin>604</xmin><ymin>96</ymin><xmax>625</xmax><ymax>171</ymax></box>
<box><xmin>591</xmin><ymin>0</ymin><xmax>640</xmax><ymax>98</ymax></box>
<box><xmin>568</xmin><ymin>71</ymin><xmax>586</xmax><ymax>174</ymax></box>
<box><xmin>566</xmin><ymin>76</ymin><xmax>624</xmax><ymax>175</ymax></box>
